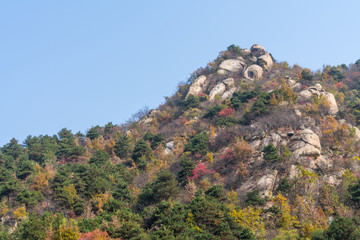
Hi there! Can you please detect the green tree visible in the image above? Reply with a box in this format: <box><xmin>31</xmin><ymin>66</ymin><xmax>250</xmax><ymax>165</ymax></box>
<box><xmin>137</xmin><ymin>170</ymin><xmax>180</xmax><ymax>209</ymax></box>
<box><xmin>326</xmin><ymin>217</ymin><xmax>360</xmax><ymax>240</ymax></box>
<box><xmin>182</xmin><ymin>94</ymin><xmax>200</xmax><ymax>110</ymax></box>
<box><xmin>262</xmin><ymin>144</ymin><xmax>283</xmax><ymax>163</ymax></box>
<box><xmin>184</xmin><ymin>132</ymin><xmax>209</xmax><ymax>156</ymax></box>
<box><xmin>86</xmin><ymin>126</ymin><xmax>100</xmax><ymax>140</ymax></box>
<box><xmin>89</xmin><ymin>150</ymin><xmax>110</xmax><ymax>166</ymax></box>
<box><xmin>132</xmin><ymin>139</ymin><xmax>152</xmax><ymax>170</ymax></box>
<box><xmin>114</xmin><ymin>134</ymin><xmax>132</xmax><ymax>159</ymax></box>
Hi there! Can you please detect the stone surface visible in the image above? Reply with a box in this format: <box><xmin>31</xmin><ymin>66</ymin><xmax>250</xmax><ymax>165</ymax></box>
<box><xmin>250</xmin><ymin>44</ymin><xmax>266</xmax><ymax>57</ymax></box>
<box><xmin>222</xmin><ymin>78</ymin><xmax>235</xmax><ymax>88</ymax></box>
<box><xmin>242</xmin><ymin>49</ymin><xmax>251</xmax><ymax>55</ymax></box>
<box><xmin>217</xmin><ymin>69</ymin><xmax>227</xmax><ymax>75</ymax></box>
<box><xmin>221</xmin><ymin>87</ymin><xmax>237</xmax><ymax>100</ymax></box>
<box><xmin>186</xmin><ymin>75</ymin><xmax>208</xmax><ymax>98</ymax></box>
<box><xmin>322</xmin><ymin>92</ymin><xmax>338</xmax><ymax>115</ymax></box>
<box><xmin>258</xmin><ymin>53</ymin><xmax>273</xmax><ymax>70</ymax></box>
<box><xmin>299</xmin><ymin>90</ymin><xmax>312</xmax><ymax>100</ymax></box>
<box><xmin>256</xmin><ymin>170</ymin><xmax>278</xmax><ymax>197</ymax></box>
<box><xmin>209</xmin><ymin>83</ymin><xmax>226</xmax><ymax>100</ymax></box>
<box><xmin>289</xmin><ymin>129</ymin><xmax>321</xmax><ymax>159</ymax></box>
<box><xmin>244</xmin><ymin>64</ymin><xmax>263</xmax><ymax>80</ymax></box>
<box><xmin>218</xmin><ymin>59</ymin><xmax>245</xmax><ymax>73</ymax></box>
<box><xmin>291</xmin><ymin>83</ymin><xmax>302</xmax><ymax>92</ymax></box>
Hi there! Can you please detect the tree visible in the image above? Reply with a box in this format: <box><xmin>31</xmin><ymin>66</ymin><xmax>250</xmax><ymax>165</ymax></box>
<box><xmin>245</xmin><ymin>189</ymin><xmax>266</xmax><ymax>206</ymax></box>
<box><xmin>114</xmin><ymin>135</ymin><xmax>132</xmax><ymax>159</ymax></box>
<box><xmin>86</xmin><ymin>126</ymin><xmax>100</xmax><ymax>140</ymax></box>
<box><xmin>132</xmin><ymin>139</ymin><xmax>152</xmax><ymax>170</ymax></box>
<box><xmin>182</xmin><ymin>94</ymin><xmax>200</xmax><ymax>110</ymax></box>
<box><xmin>326</xmin><ymin>217</ymin><xmax>360</xmax><ymax>240</ymax></box>
<box><xmin>262</xmin><ymin>144</ymin><xmax>283</xmax><ymax>163</ymax></box>
<box><xmin>137</xmin><ymin>170</ymin><xmax>180</xmax><ymax>209</ymax></box>
<box><xmin>89</xmin><ymin>150</ymin><xmax>110</xmax><ymax>166</ymax></box>
<box><xmin>15</xmin><ymin>212</ymin><xmax>46</xmax><ymax>240</ymax></box>
<box><xmin>184</xmin><ymin>132</ymin><xmax>209</xmax><ymax>156</ymax></box>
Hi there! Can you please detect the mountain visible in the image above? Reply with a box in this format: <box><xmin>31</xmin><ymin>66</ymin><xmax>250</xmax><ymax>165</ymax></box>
<box><xmin>1</xmin><ymin>44</ymin><xmax>360</xmax><ymax>239</ymax></box>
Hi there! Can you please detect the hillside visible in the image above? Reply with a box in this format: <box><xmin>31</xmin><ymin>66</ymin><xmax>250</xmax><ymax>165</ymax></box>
<box><xmin>1</xmin><ymin>44</ymin><xmax>360</xmax><ymax>239</ymax></box>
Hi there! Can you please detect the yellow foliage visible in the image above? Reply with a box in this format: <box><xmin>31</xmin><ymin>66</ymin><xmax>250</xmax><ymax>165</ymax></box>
<box><xmin>55</xmin><ymin>218</ymin><xmax>80</xmax><ymax>240</ymax></box>
<box><xmin>206</xmin><ymin>152</ymin><xmax>213</xmax><ymax>163</ymax></box>
<box><xmin>91</xmin><ymin>192</ymin><xmax>113</xmax><ymax>213</ymax></box>
<box><xmin>13</xmin><ymin>205</ymin><xmax>28</xmax><ymax>221</ymax></box>
<box><xmin>227</xmin><ymin>190</ymin><xmax>239</xmax><ymax>207</ymax></box>
<box><xmin>0</xmin><ymin>199</ymin><xmax>9</xmax><ymax>217</ymax></box>
<box><xmin>63</xmin><ymin>184</ymin><xmax>78</xmax><ymax>205</ymax></box>
<box><xmin>230</xmin><ymin>207</ymin><xmax>265</xmax><ymax>237</ymax></box>
<box><xmin>210</xmin><ymin>125</ymin><xmax>216</xmax><ymax>138</ymax></box>
<box><xmin>270</xmin><ymin>94</ymin><xmax>278</xmax><ymax>106</ymax></box>
<box><xmin>274</xmin><ymin>194</ymin><xmax>298</xmax><ymax>230</ymax></box>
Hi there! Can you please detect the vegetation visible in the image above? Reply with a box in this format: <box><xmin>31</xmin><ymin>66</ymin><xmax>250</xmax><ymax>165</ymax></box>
<box><xmin>1</xmin><ymin>44</ymin><xmax>360</xmax><ymax>239</ymax></box>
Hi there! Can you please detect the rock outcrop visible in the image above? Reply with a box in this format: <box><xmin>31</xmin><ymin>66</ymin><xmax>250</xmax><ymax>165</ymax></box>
<box><xmin>258</xmin><ymin>53</ymin><xmax>273</xmax><ymax>70</ymax></box>
<box><xmin>289</xmin><ymin>129</ymin><xmax>321</xmax><ymax>159</ymax></box>
<box><xmin>209</xmin><ymin>83</ymin><xmax>227</xmax><ymax>100</ymax></box>
<box><xmin>186</xmin><ymin>75</ymin><xmax>208</xmax><ymax>98</ymax></box>
<box><xmin>217</xmin><ymin>59</ymin><xmax>245</xmax><ymax>75</ymax></box>
<box><xmin>250</xmin><ymin>44</ymin><xmax>267</xmax><ymax>57</ymax></box>
<box><xmin>244</xmin><ymin>65</ymin><xmax>264</xmax><ymax>80</ymax></box>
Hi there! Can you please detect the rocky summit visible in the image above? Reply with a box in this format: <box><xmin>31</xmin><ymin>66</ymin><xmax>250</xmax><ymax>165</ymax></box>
<box><xmin>2</xmin><ymin>44</ymin><xmax>360</xmax><ymax>239</ymax></box>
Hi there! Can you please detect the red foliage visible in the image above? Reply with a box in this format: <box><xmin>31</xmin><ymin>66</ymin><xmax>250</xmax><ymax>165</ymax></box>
<box><xmin>218</xmin><ymin>108</ymin><xmax>234</xmax><ymax>117</ymax></box>
<box><xmin>188</xmin><ymin>162</ymin><xmax>213</xmax><ymax>180</ymax></box>
<box><xmin>335</xmin><ymin>82</ymin><xmax>344</xmax><ymax>89</ymax></box>
<box><xmin>79</xmin><ymin>229</ymin><xmax>111</xmax><ymax>240</ymax></box>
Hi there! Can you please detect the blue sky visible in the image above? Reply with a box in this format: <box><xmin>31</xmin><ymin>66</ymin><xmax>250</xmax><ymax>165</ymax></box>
<box><xmin>0</xmin><ymin>0</ymin><xmax>359</xmax><ymax>146</ymax></box>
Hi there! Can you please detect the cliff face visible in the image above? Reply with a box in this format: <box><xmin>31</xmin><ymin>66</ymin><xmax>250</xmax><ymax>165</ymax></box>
<box><xmin>2</xmin><ymin>44</ymin><xmax>360</xmax><ymax>239</ymax></box>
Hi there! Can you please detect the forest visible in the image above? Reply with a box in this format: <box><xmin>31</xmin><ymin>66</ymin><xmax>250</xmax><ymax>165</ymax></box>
<box><xmin>1</xmin><ymin>44</ymin><xmax>360</xmax><ymax>239</ymax></box>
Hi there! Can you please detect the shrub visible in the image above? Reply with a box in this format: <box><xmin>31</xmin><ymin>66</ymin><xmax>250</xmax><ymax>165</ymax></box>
<box><xmin>204</xmin><ymin>105</ymin><xmax>226</xmax><ymax>119</ymax></box>
<box><xmin>184</xmin><ymin>132</ymin><xmax>209</xmax><ymax>156</ymax></box>
<box><xmin>114</xmin><ymin>135</ymin><xmax>132</xmax><ymax>159</ymax></box>
<box><xmin>245</xmin><ymin>189</ymin><xmax>266</xmax><ymax>206</ymax></box>
<box><xmin>262</xmin><ymin>144</ymin><xmax>283</xmax><ymax>163</ymax></box>
<box><xmin>277</xmin><ymin>178</ymin><xmax>291</xmax><ymax>193</ymax></box>
<box><xmin>89</xmin><ymin>150</ymin><xmax>110</xmax><ymax>166</ymax></box>
<box><xmin>326</xmin><ymin>217</ymin><xmax>360</xmax><ymax>240</ymax></box>
<box><xmin>137</xmin><ymin>170</ymin><xmax>180</xmax><ymax>209</ymax></box>
<box><xmin>182</xmin><ymin>94</ymin><xmax>200</xmax><ymax>110</ymax></box>
<box><xmin>132</xmin><ymin>139</ymin><xmax>153</xmax><ymax>170</ymax></box>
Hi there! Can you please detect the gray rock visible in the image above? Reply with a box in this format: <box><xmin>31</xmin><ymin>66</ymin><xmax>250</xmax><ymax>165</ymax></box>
<box><xmin>289</xmin><ymin>129</ymin><xmax>321</xmax><ymax>159</ymax></box>
<box><xmin>258</xmin><ymin>53</ymin><xmax>273</xmax><ymax>70</ymax></box>
<box><xmin>221</xmin><ymin>87</ymin><xmax>237</xmax><ymax>100</ymax></box>
<box><xmin>299</xmin><ymin>90</ymin><xmax>313</xmax><ymax>100</ymax></box>
<box><xmin>186</xmin><ymin>75</ymin><xmax>208</xmax><ymax>98</ymax></box>
<box><xmin>322</xmin><ymin>92</ymin><xmax>338</xmax><ymax>115</ymax></box>
<box><xmin>250</xmin><ymin>44</ymin><xmax>267</xmax><ymax>57</ymax></box>
<box><xmin>222</xmin><ymin>78</ymin><xmax>235</xmax><ymax>88</ymax></box>
<box><xmin>209</xmin><ymin>83</ymin><xmax>226</xmax><ymax>100</ymax></box>
<box><xmin>256</xmin><ymin>170</ymin><xmax>278</xmax><ymax>197</ymax></box>
<box><xmin>244</xmin><ymin>64</ymin><xmax>263</xmax><ymax>80</ymax></box>
<box><xmin>242</xmin><ymin>49</ymin><xmax>251</xmax><ymax>55</ymax></box>
<box><xmin>218</xmin><ymin>59</ymin><xmax>245</xmax><ymax>73</ymax></box>
<box><xmin>291</xmin><ymin>83</ymin><xmax>302</xmax><ymax>92</ymax></box>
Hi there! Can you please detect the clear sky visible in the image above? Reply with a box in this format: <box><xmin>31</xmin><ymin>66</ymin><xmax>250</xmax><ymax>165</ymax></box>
<box><xmin>1</xmin><ymin>0</ymin><xmax>359</xmax><ymax>146</ymax></box>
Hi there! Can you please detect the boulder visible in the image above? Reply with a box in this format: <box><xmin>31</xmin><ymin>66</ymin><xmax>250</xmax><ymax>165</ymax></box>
<box><xmin>353</xmin><ymin>126</ymin><xmax>360</xmax><ymax>140</ymax></box>
<box><xmin>291</xmin><ymin>83</ymin><xmax>302</xmax><ymax>92</ymax></box>
<box><xmin>218</xmin><ymin>59</ymin><xmax>245</xmax><ymax>73</ymax></box>
<box><xmin>222</xmin><ymin>78</ymin><xmax>235</xmax><ymax>88</ymax></box>
<box><xmin>165</xmin><ymin>141</ymin><xmax>175</xmax><ymax>154</ymax></box>
<box><xmin>250</xmin><ymin>44</ymin><xmax>267</xmax><ymax>57</ymax></box>
<box><xmin>244</xmin><ymin>65</ymin><xmax>263</xmax><ymax>80</ymax></box>
<box><xmin>256</xmin><ymin>170</ymin><xmax>278</xmax><ymax>197</ymax></box>
<box><xmin>258</xmin><ymin>53</ymin><xmax>273</xmax><ymax>70</ymax></box>
<box><xmin>221</xmin><ymin>87</ymin><xmax>237</xmax><ymax>100</ymax></box>
<box><xmin>289</xmin><ymin>129</ymin><xmax>321</xmax><ymax>159</ymax></box>
<box><xmin>322</xmin><ymin>92</ymin><xmax>338</xmax><ymax>115</ymax></box>
<box><xmin>217</xmin><ymin>69</ymin><xmax>227</xmax><ymax>75</ymax></box>
<box><xmin>248</xmin><ymin>55</ymin><xmax>257</xmax><ymax>63</ymax></box>
<box><xmin>242</xmin><ymin>49</ymin><xmax>251</xmax><ymax>55</ymax></box>
<box><xmin>299</xmin><ymin>90</ymin><xmax>312</xmax><ymax>100</ymax></box>
<box><xmin>209</xmin><ymin>83</ymin><xmax>226</xmax><ymax>100</ymax></box>
<box><xmin>186</xmin><ymin>75</ymin><xmax>208</xmax><ymax>98</ymax></box>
